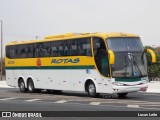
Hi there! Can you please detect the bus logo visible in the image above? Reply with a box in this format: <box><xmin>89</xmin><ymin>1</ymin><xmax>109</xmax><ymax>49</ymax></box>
<box><xmin>51</xmin><ymin>58</ymin><xmax>80</xmax><ymax>64</ymax></box>
<box><xmin>36</xmin><ymin>58</ymin><xmax>41</xmax><ymax>67</ymax></box>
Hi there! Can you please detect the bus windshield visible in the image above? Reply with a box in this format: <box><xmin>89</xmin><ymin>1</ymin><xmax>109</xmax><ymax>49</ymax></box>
<box><xmin>107</xmin><ymin>37</ymin><xmax>148</xmax><ymax>78</ymax></box>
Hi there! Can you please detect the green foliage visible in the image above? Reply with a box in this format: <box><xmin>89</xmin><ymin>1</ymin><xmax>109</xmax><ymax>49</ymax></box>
<box><xmin>145</xmin><ymin>46</ymin><xmax>160</xmax><ymax>80</ymax></box>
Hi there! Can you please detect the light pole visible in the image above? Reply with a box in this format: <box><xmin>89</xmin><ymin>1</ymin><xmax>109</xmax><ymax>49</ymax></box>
<box><xmin>0</xmin><ymin>20</ymin><xmax>3</xmax><ymax>81</ymax></box>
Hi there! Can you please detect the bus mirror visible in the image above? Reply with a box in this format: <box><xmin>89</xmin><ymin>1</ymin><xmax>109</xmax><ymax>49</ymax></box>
<box><xmin>146</xmin><ymin>49</ymin><xmax>156</xmax><ymax>63</ymax></box>
<box><xmin>108</xmin><ymin>50</ymin><xmax>115</xmax><ymax>65</ymax></box>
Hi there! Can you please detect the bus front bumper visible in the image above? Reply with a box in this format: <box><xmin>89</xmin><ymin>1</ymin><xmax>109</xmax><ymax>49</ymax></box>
<box><xmin>112</xmin><ymin>83</ymin><xmax>148</xmax><ymax>94</ymax></box>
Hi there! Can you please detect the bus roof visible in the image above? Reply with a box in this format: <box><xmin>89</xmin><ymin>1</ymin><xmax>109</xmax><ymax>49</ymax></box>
<box><xmin>6</xmin><ymin>32</ymin><xmax>139</xmax><ymax>46</ymax></box>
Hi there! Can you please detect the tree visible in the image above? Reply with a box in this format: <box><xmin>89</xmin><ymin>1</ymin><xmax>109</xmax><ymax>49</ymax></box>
<box><xmin>0</xmin><ymin>58</ymin><xmax>5</xmax><ymax>75</ymax></box>
<box><xmin>145</xmin><ymin>46</ymin><xmax>160</xmax><ymax>81</ymax></box>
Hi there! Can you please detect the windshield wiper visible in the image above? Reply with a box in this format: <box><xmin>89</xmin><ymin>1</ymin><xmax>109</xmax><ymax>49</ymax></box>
<box><xmin>133</xmin><ymin>56</ymin><xmax>143</xmax><ymax>77</ymax></box>
<box><xmin>124</xmin><ymin>56</ymin><xmax>127</xmax><ymax>78</ymax></box>
<box><xmin>141</xmin><ymin>48</ymin><xmax>146</xmax><ymax>64</ymax></box>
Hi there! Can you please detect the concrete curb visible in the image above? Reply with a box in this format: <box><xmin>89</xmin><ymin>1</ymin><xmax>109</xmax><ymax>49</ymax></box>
<box><xmin>146</xmin><ymin>81</ymin><xmax>160</xmax><ymax>93</ymax></box>
<box><xmin>0</xmin><ymin>80</ymin><xmax>13</xmax><ymax>88</ymax></box>
<box><xmin>0</xmin><ymin>80</ymin><xmax>160</xmax><ymax>93</ymax></box>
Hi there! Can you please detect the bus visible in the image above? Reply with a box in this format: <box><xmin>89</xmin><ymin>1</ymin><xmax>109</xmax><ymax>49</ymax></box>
<box><xmin>5</xmin><ymin>32</ymin><xmax>156</xmax><ymax>97</ymax></box>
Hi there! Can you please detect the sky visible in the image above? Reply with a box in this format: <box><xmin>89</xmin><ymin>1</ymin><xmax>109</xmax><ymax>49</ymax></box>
<box><xmin>0</xmin><ymin>0</ymin><xmax>160</xmax><ymax>55</ymax></box>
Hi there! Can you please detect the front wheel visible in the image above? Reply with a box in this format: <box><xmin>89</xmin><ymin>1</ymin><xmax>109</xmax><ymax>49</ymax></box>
<box><xmin>87</xmin><ymin>82</ymin><xmax>99</xmax><ymax>97</ymax></box>
<box><xmin>27</xmin><ymin>79</ymin><xmax>36</xmax><ymax>93</ymax></box>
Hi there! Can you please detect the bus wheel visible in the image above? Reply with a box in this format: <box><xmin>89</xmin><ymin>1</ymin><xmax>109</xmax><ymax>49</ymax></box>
<box><xmin>19</xmin><ymin>79</ymin><xmax>27</xmax><ymax>93</ymax></box>
<box><xmin>87</xmin><ymin>82</ymin><xmax>99</xmax><ymax>97</ymax></box>
<box><xmin>117</xmin><ymin>93</ymin><xmax>128</xmax><ymax>98</ymax></box>
<box><xmin>27</xmin><ymin>79</ymin><xmax>35</xmax><ymax>93</ymax></box>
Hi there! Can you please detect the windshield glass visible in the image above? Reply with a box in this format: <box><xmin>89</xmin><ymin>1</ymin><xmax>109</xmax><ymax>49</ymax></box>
<box><xmin>107</xmin><ymin>37</ymin><xmax>144</xmax><ymax>52</ymax></box>
<box><xmin>107</xmin><ymin>37</ymin><xmax>147</xmax><ymax>78</ymax></box>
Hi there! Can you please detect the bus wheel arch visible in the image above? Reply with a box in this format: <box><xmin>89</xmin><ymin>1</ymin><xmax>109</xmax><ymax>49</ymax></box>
<box><xmin>18</xmin><ymin>77</ymin><xmax>27</xmax><ymax>93</ymax></box>
<box><xmin>85</xmin><ymin>79</ymin><xmax>99</xmax><ymax>97</ymax></box>
<box><xmin>27</xmin><ymin>78</ymin><xmax>36</xmax><ymax>93</ymax></box>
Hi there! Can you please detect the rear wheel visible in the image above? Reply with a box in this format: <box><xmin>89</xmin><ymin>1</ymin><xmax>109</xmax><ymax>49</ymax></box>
<box><xmin>87</xmin><ymin>82</ymin><xmax>99</xmax><ymax>97</ymax></box>
<box><xmin>19</xmin><ymin>79</ymin><xmax>27</xmax><ymax>93</ymax></box>
<box><xmin>117</xmin><ymin>93</ymin><xmax>128</xmax><ymax>98</ymax></box>
<box><xmin>27</xmin><ymin>79</ymin><xmax>36</xmax><ymax>93</ymax></box>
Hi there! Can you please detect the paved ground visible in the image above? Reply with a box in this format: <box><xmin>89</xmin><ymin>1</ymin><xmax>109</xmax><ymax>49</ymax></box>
<box><xmin>1</xmin><ymin>88</ymin><xmax>160</xmax><ymax>111</ymax></box>
<box><xmin>1</xmin><ymin>80</ymin><xmax>160</xmax><ymax>119</ymax></box>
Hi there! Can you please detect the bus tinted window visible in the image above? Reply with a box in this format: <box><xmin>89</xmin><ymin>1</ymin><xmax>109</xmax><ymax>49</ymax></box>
<box><xmin>27</xmin><ymin>44</ymin><xmax>34</xmax><ymax>58</ymax></box>
<box><xmin>77</xmin><ymin>38</ymin><xmax>91</xmax><ymax>56</ymax></box>
<box><xmin>6</xmin><ymin>46</ymin><xmax>18</xmax><ymax>58</ymax></box>
<box><xmin>51</xmin><ymin>38</ymin><xmax>91</xmax><ymax>57</ymax></box>
<box><xmin>6</xmin><ymin>46</ymin><xmax>11</xmax><ymax>58</ymax></box>
<box><xmin>107</xmin><ymin>37</ymin><xmax>143</xmax><ymax>52</ymax></box>
<box><xmin>13</xmin><ymin>45</ymin><xmax>27</xmax><ymax>58</ymax></box>
<box><xmin>34</xmin><ymin>42</ymin><xmax>51</xmax><ymax>57</ymax></box>
<box><xmin>42</xmin><ymin>43</ymin><xmax>50</xmax><ymax>57</ymax></box>
<box><xmin>51</xmin><ymin>41</ymin><xmax>64</xmax><ymax>57</ymax></box>
<box><xmin>6</xmin><ymin>38</ymin><xmax>91</xmax><ymax>58</ymax></box>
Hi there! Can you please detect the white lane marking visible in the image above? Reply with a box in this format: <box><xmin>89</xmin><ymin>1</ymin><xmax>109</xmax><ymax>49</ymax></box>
<box><xmin>25</xmin><ymin>99</ymin><xmax>41</xmax><ymax>102</ymax></box>
<box><xmin>89</xmin><ymin>102</ymin><xmax>101</xmax><ymax>105</ymax></box>
<box><xmin>54</xmin><ymin>100</ymin><xmax>67</xmax><ymax>103</ymax></box>
<box><xmin>140</xmin><ymin>104</ymin><xmax>160</xmax><ymax>106</ymax></box>
<box><xmin>139</xmin><ymin>107</ymin><xmax>160</xmax><ymax>110</ymax></box>
<box><xmin>127</xmin><ymin>105</ymin><xmax>139</xmax><ymax>108</ymax></box>
<box><xmin>0</xmin><ymin>97</ymin><xmax>16</xmax><ymax>100</ymax></box>
<box><xmin>143</xmin><ymin>94</ymin><xmax>160</xmax><ymax>97</ymax></box>
<box><xmin>136</xmin><ymin>102</ymin><xmax>160</xmax><ymax>105</ymax></box>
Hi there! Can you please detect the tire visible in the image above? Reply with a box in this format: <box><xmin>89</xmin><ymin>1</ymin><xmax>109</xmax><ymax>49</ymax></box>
<box><xmin>87</xmin><ymin>82</ymin><xmax>99</xmax><ymax>97</ymax></box>
<box><xmin>27</xmin><ymin>79</ymin><xmax>36</xmax><ymax>93</ymax></box>
<box><xmin>117</xmin><ymin>93</ymin><xmax>128</xmax><ymax>98</ymax></box>
<box><xmin>19</xmin><ymin>79</ymin><xmax>27</xmax><ymax>93</ymax></box>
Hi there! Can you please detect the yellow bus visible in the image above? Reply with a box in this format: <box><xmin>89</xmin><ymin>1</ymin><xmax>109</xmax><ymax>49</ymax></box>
<box><xmin>5</xmin><ymin>32</ymin><xmax>156</xmax><ymax>97</ymax></box>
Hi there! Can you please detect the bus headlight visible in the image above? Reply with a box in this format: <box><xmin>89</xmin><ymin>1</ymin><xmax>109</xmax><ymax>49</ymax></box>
<box><xmin>142</xmin><ymin>80</ymin><xmax>148</xmax><ymax>84</ymax></box>
<box><xmin>112</xmin><ymin>82</ymin><xmax>124</xmax><ymax>86</ymax></box>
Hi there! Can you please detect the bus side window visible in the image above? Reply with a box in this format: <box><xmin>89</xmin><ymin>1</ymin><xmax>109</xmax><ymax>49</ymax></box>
<box><xmin>43</xmin><ymin>42</ymin><xmax>50</xmax><ymax>57</ymax></box>
<box><xmin>66</xmin><ymin>40</ymin><xmax>75</xmax><ymax>56</ymax></box>
<box><xmin>27</xmin><ymin>44</ymin><xmax>34</xmax><ymax>58</ymax></box>
<box><xmin>64</xmin><ymin>41</ymin><xmax>69</xmax><ymax>56</ymax></box>
<box><xmin>16</xmin><ymin>45</ymin><xmax>27</xmax><ymax>58</ymax></box>
<box><xmin>77</xmin><ymin>38</ymin><xmax>91</xmax><ymax>56</ymax></box>
<box><xmin>34</xmin><ymin>43</ymin><xmax>40</xmax><ymax>57</ymax></box>
<box><xmin>6</xmin><ymin>46</ymin><xmax>11</xmax><ymax>58</ymax></box>
<box><xmin>20</xmin><ymin>45</ymin><xmax>27</xmax><ymax>58</ymax></box>
<box><xmin>10</xmin><ymin>46</ymin><xmax>16</xmax><ymax>58</ymax></box>
<box><xmin>51</xmin><ymin>41</ymin><xmax>62</xmax><ymax>57</ymax></box>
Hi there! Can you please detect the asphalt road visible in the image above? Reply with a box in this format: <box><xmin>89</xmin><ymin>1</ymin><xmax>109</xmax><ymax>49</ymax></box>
<box><xmin>0</xmin><ymin>88</ymin><xmax>160</xmax><ymax>120</ymax></box>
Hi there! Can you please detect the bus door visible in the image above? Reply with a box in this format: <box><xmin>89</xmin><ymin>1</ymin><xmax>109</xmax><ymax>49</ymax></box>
<box><xmin>93</xmin><ymin>38</ymin><xmax>110</xmax><ymax>93</ymax></box>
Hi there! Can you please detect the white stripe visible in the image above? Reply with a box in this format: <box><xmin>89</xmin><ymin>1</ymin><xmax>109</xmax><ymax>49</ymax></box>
<box><xmin>54</xmin><ymin>100</ymin><xmax>66</xmax><ymax>103</ymax></box>
<box><xmin>25</xmin><ymin>99</ymin><xmax>41</xmax><ymax>102</ymax></box>
<box><xmin>89</xmin><ymin>102</ymin><xmax>101</xmax><ymax>105</ymax></box>
<box><xmin>140</xmin><ymin>104</ymin><xmax>160</xmax><ymax>106</ymax></box>
<box><xmin>127</xmin><ymin>105</ymin><xmax>139</xmax><ymax>108</ymax></box>
<box><xmin>0</xmin><ymin>97</ymin><xmax>16</xmax><ymax>100</ymax></box>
